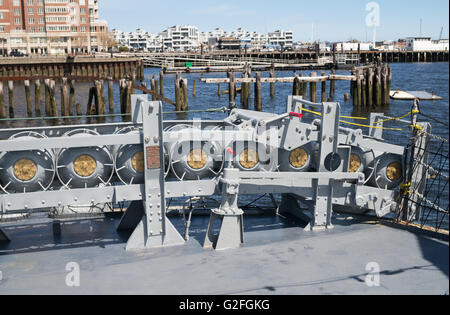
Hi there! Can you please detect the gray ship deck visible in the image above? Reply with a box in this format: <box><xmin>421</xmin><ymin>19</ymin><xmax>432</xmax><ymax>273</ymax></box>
<box><xmin>0</xmin><ymin>213</ymin><xmax>448</xmax><ymax>295</ymax></box>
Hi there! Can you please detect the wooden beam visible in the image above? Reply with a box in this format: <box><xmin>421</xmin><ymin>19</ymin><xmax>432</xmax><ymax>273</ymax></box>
<box><xmin>201</xmin><ymin>74</ymin><xmax>357</xmax><ymax>84</ymax></box>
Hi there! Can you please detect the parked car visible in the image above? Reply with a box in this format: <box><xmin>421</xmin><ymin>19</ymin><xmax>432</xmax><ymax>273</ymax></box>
<box><xmin>10</xmin><ymin>50</ymin><xmax>27</xmax><ymax>57</ymax></box>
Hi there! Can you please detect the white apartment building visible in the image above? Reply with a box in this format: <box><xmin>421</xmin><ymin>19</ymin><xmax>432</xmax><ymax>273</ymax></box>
<box><xmin>113</xmin><ymin>28</ymin><xmax>163</xmax><ymax>52</ymax></box>
<box><xmin>405</xmin><ymin>37</ymin><xmax>449</xmax><ymax>51</ymax></box>
<box><xmin>267</xmin><ymin>30</ymin><xmax>293</xmax><ymax>48</ymax></box>
<box><xmin>159</xmin><ymin>25</ymin><xmax>200</xmax><ymax>51</ymax></box>
<box><xmin>112</xmin><ymin>26</ymin><xmax>295</xmax><ymax>52</ymax></box>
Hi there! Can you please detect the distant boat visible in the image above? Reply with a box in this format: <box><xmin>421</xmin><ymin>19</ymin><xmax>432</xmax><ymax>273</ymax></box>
<box><xmin>390</xmin><ymin>90</ymin><xmax>443</xmax><ymax>100</ymax></box>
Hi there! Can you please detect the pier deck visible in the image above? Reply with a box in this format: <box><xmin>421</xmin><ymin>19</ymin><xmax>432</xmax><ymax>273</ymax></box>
<box><xmin>0</xmin><ymin>213</ymin><xmax>448</xmax><ymax>295</ymax></box>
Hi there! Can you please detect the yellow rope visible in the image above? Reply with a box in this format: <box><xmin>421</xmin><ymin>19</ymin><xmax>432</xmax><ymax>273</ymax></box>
<box><xmin>339</xmin><ymin>120</ymin><xmax>408</xmax><ymax>131</ymax></box>
<box><xmin>299</xmin><ymin>106</ymin><xmax>408</xmax><ymax>132</ymax></box>
<box><xmin>374</xmin><ymin>110</ymin><xmax>419</xmax><ymax>125</ymax></box>
<box><xmin>300</xmin><ymin>107</ymin><xmax>367</xmax><ymax>120</ymax></box>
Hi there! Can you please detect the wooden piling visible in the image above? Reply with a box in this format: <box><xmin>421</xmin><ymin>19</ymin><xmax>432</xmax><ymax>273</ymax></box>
<box><xmin>269</xmin><ymin>66</ymin><xmax>275</xmax><ymax>98</ymax></box>
<box><xmin>245</xmin><ymin>66</ymin><xmax>252</xmax><ymax>105</ymax></box>
<box><xmin>361</xmin><ymin>74</ymin><xmax>367</xmax><ymax>108</ymax></box>
<box><xmin>309</xmin><ymin>72</ymin><xmax>317</xmax><ymax>103</ymax></box>
<box><xmin>0</xmin><ymin>81</ymin><xmax>5</xmax><ymax>119</ymax></box>
<box><xmin>386</xmin><ymin>66</ymin><xmax>392</xmax><ymax>106</ymax></box>
<box><xmin>107</xmin><ymin>78</ymin><xmax>114</xmax><ymax>113</ymax></box>
<box><xmin>61</xmin><ymin>78</ymin><xmax>69</xmax><ymax>117</ymax></box>
<box><xmin>175</xmin><ymin>73</ymin><xmax>182</xmax><ymax>111</ymax></box>
<box><xmin>344</xmin><ymin>93</ymin><xmax>349</xmax><ymax>101</ymax></box>
<box><xmin>254</xmin><ymin>72</ymin><xmax>262</xmax><ymax>111</ymax></box>
<box><xmin>300</xmin><ymin>72</ymin><xmax>307</xmax><ymax>98</ymax></box>
<box><xmin>217</xmin><ymin>83</ymin><xmax>221</xmax><ymax>97</ymax></box>
<box><xmin>50</xmin><ymin>80</ymin><xmax>58</xmax><ymax>117</ymax></box>
<box><xmin>355</xmin><ymin>69</ymin><xmax>362</xmax><ymax>107</ymax></box>
<box><xmin>375</xmin><ymin>66</ymin><xmax>382</xmax><ymax>106</ymax></box>
<box><xmin>151</xmin><ymin>76</ymin><xmax>156</xmax><ymax>101</ymax></box>
<box><xmin>69</xmin><ymin>80</ymin><xmax>75</xmax><ymax>115</ymax></box>
<box><xmin>366</xmin><ymin>68</ymin><xmax>374</xmax><ymax>108</ymax></box>
<box><xmin>95</xmin><ymin>80</ymin><xmax>105</xmax><ymax>115</ymax></box>
<box><xmin>181</xmin><ymin>78</ymin><xmax>188</xmax><ymax>111</ymax></box>
<box><xmin>34</xmin><ymin>79</ymin><xmax>42</xmax><ymax>116</ymax></box>
<box><xmin>381</xmin><ymin>66</ymin><xmax>386</xmax><ymax>106</ymax></box>
<box><xmin>125</xmin><ymin>80</ymin><xmax>132</xmax><ymax>115</ymax></box>
<box><xmin>329</xmin><ymin>69</ymin><xmax>335</xmax><ymax>100</ymax></box>
<box><xmin>192</xmin><ymin>79</ymin><xmax>196</xmax><ymax>97</ymax></box>
<box><xmin>228</xmin><ymin>72</ymin><xmax>236</xmax><ymax>105</ymax></box>
<box><xmin>321</xmin><ymin>72</ymin><xmax>327</xmax><ymax>102</ymax></box>
<box><xmin>159</xmin><ymin>70</ymin><xmax>164</xmax><ymax>96</ymax></box>
<box><xmin>24</xmin><ymin>80</ymin><xmax>32</xmax><ymax>117</ymax></box>
<box><xmin>35</xmin><ymin>81</ymin><xmax>43</xmax><ymax>115</ymax></box>
<box><xmin>44</xmin><ymin>79</ymin><xmax>51</xmax><ymax>116</ymax></box>
<box><xmin>292</xmin><ymin>74</ymin><xmax>300</xmax><ymax>96</ymax></box>
<box><xmin>86</xmin><ymin>86</ymin><xmax>95</xmax><ymax>115</ymax></box>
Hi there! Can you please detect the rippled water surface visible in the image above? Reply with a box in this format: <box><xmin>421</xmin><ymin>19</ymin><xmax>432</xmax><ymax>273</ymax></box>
<box><xmin>1</xmin><ymin>62</ymin><xmax>448</xmax><ymax>228</ymax></box>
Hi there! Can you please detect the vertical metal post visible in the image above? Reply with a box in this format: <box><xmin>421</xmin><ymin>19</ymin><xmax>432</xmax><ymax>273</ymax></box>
<box><xmin>119</xmin><ymin>95</ymin><xmax>185</xmax><ymax>251</ymax></box>
<box><xmin>310</xmin><ymin>102</ymin><xmax>340</xmax><ymax>230</ymax></box>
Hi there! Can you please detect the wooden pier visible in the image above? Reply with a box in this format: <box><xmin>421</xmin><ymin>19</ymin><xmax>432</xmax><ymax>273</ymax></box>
<box><xmin>127</xmin><ymin>49</ymin><xmax>448</xmax><ymax>72</ymax></box>
<box><xmin>0</xmin><ymin>56</ymin><xmax>145</xmax><ymax>81</ymax></box>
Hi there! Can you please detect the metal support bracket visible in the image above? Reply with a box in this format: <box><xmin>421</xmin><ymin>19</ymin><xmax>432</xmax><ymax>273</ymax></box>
<box><xmin>310</xmin><ymin>102</ymin><xmax>340</xmax><ymax>230</ymax></box>
<box><xmin>204</xmin><ymin>168</ymin><xmax>244</xmax><ymax>250</ymax></box>
<box><xmin>119</xmin><ymin>96</ymin><xmax>185</xmax><ymax>251</ymax></box>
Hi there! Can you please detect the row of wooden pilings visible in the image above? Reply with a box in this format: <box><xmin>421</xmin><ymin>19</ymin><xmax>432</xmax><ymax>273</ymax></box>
<box><xmin>0</xmin><ymin>59</ymin><xmax>145</xmax><ymax>81</ymax></box>
<box><xmin>221</xmin><ymin>68</ymin><xmax>338</xmax><ymax>111</ymax></box>
<box><xmin>350</xmin><ymin>64</ymin><xmax>392</xmax><ymax>107</ymax></box>
<box><xmin>0</xmin><ymin>69</ymin><xmax>177</xmax><ymax>120</ymax></box>
<box><xmin>0</xmin><ymin>77</ymin><xmax>117</xmax><ymax>119</ymax></box>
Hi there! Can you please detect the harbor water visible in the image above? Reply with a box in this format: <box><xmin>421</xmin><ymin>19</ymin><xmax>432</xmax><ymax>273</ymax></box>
<box><xmin>0</xmin><ymin>62</ymin><xmax>448</xmax><ymax>229</ymax></box>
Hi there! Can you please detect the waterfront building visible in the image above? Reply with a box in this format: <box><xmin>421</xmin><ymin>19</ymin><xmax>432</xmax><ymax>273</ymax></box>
<box><xmin>159</xmin><ymin>25</ymin><xmax>200</xmax><ymax>52</ymax></box>
<box><xmin>405</xmin><ymin>37</ymin><xmax>449</xmax><ymax>51</ymax></box>
<box><xmin>267</xmin><ymin>30</ymin><xmax>294</xmax><ymax>49</ymax></box>
<box><xmin>112</xmin><ymin>26</ymin><xmax>293</xmax><ymax>53</ymax></box>
<box><xmin>113</xmin><ymin>28</ymin><xmax>163</xmax><ymax>52</ymax></box>
<box><xmin>0</xmin><ymin>0</ymin><xmax>109</xmax><ymax>55</ymax></box>
<box><xmin>334</xmin><ymin>42</ymin><xmax>373</xmax><ymax>52</ymax></box>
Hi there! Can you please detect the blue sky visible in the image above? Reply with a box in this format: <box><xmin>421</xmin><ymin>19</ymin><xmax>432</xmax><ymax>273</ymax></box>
<box><xmin>100</xmin><ymin>0</ymin><xmax>449</xmax><ymax>42</ymax></box>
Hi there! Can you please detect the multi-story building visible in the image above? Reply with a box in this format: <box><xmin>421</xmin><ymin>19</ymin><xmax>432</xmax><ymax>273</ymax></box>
<box><xmin>267</xmin><ymin>30</ymin><xmax>293</xmax><ymax>49</ymax></box>
<box><xmin>113</xmin><ymin>28</ymin><xmax>163</xmax><ymax>52</ymax></box>
<box><xmin>159</xmin><ymin>25</ymin><xmax>200</xmax><ymax>52</ymax></box>
<box><xmin>112</xmin><ymin>26</ymin><xmax>295</xmax><ymax>53</ymax></box>
<box><xmin>0</xmin><ymin>0</ymin><xmax>109</xmax><ymax>55</ymax></box>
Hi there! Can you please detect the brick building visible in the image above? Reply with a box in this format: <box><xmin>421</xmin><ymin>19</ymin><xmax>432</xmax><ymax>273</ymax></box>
<box><xmin>0</xmin><ymin>0</ymin><xmax>109</xmax><ymax>55</ymax></box>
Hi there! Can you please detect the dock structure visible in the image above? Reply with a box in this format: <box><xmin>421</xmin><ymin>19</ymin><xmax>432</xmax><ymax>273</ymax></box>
<box><xmin>0</xmin><ymin>56</ymin><xmax>145</xmax><ymax>81</ymax></box>
<box><xmin>350</xmin><ymin>63</ymin><xmax>392</xmax><ymax>108</ymax></box>
<box><xmin>201</xmin><ymin>73</ymin><xmax>357</xmax><ymax>111</ymax></box>
<box><xmin>0</xmin><ymin>56</ymin><xmax>147</xmax><ymax>119</ymax></box>
<box><xmin>128</xmin><ymin>49</ymin><xmax>448</xmax><ymax>72</ymax></box>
